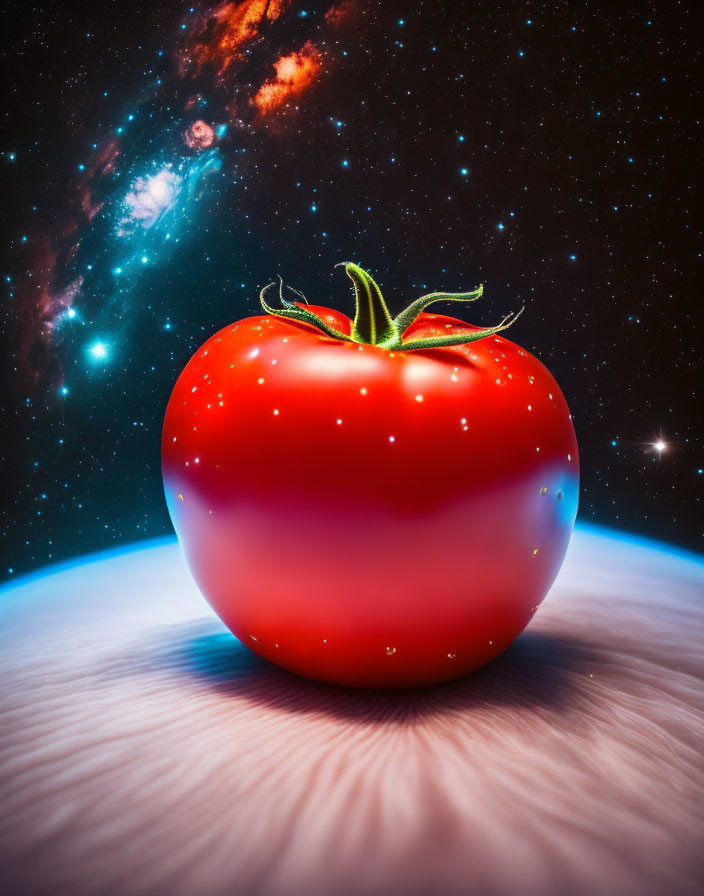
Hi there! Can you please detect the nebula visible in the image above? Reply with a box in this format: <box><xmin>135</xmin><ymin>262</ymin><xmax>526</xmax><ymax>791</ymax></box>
<box><xmin>254</xmin><ymin>40</ymin><xmax>324</xmax><ymax>116</ymax></box>
<box><xmin>118</xmin><ymin>168</ymin><xmax>183</xmax><ymax>236</ymax></box>
<box><xmin>183</xmin><ymin>120</ymin><xmax>215</xmax><ymax>151</ymax></box>
<box><xmin>12</xmin><ymin>0</ymin><xmax>363</xmax><ymax>390</ymax></box>
<box><xmin>184</xmin><ymin>0</ymin><xmax>293</xmax><ymax>80</ymax></box>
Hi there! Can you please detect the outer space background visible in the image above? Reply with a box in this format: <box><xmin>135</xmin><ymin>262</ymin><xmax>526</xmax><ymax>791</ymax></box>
<box><xmin>1</xmin><ymin>0</ymin><xmax>702</xmax><ymax>581</ymax></box>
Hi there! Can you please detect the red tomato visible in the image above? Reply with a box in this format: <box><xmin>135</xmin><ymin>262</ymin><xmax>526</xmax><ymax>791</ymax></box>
<box><xmin>162</xmin><ymin>264</ymin><xmax>578</xmax><ymax>687</ymax></box>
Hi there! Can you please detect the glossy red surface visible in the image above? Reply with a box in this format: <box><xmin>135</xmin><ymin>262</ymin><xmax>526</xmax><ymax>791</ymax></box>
<box><xmin>162</xmin><ymin>306</ymin><xmax>579</xmax><ymax>687</ymax></box>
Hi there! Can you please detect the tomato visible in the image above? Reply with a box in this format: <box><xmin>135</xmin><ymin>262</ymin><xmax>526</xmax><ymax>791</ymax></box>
<box><xmin>162</xmin><ymin>264</ymin><xmax>578</xmax><ymax>688</ymax></box>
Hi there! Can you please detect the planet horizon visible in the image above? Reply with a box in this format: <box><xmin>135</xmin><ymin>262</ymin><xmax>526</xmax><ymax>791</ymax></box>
<box><xmin>1</xmin><ymin>522</ymin><xmax>703</xmax><ymax>896</ymax></box>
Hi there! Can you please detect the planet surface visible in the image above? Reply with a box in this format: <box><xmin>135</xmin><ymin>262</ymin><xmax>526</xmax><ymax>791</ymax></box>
<box><xmin>1</xmin><ymin>525</ymin><xmax>703</xmax><ymax>896</ymax></box>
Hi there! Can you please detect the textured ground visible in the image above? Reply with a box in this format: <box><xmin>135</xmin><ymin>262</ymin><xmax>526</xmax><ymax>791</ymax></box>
<box><xmin>1</xmin><ymin>526</ymin><xmax>703</xmax><ymax>896</ymax></box>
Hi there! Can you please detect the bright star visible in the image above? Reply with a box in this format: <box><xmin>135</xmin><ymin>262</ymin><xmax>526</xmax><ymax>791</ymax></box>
<box><xmin>654</xmin><ymin>440</ymin><xmax>666</xmax><ymax>453</ymax></box>
<box><xmin>88</xmin><ymin>342</ymin><xmax>108</xmax><ymax>360</ymax></box>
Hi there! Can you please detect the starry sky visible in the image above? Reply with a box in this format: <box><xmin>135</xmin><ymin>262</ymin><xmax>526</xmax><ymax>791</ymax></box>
<box><xmin>2</xmin><ymin>0</ymin><xmax>702</xmax><ymax>580</ymax></box>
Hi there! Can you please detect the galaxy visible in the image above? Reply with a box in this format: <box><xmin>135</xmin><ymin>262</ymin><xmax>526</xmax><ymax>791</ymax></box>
<box><xmin>2</xmin><ymin>1</ymin><xmax>702</xmax><ymax>577</ymax></box>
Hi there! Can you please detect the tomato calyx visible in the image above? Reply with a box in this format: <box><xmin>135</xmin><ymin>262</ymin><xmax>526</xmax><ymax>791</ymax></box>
<box><xmin>259</xmin><ymin>262</ymin><xmax>524</xmax><ymax>352</ymax></box>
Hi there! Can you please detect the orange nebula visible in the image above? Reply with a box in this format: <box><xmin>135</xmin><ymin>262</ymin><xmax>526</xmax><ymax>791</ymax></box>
<box><xmin>325</xmin><ymin>0</ymin><xmax>359</xmax><ymax>27</ymax></box>
<box><xmin>186</xmin><ymin>0</ymin><xmax>292</xmax><ymax>78</ymax></box>
<box><xmin>254</xmin><ymin>41</ymin><xmax>324</xmax><ymax>116</ymax></box>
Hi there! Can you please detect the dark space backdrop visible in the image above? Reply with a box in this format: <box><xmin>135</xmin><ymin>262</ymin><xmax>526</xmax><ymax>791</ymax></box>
<box><xmin>1</xmin><ymin>0</ymin><xmax>702</xmax><ymax>581</ymax></box>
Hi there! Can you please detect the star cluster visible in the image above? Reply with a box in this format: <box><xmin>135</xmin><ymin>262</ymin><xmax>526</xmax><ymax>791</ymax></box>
<box><xmin>1</xmin><ymin>0</ymin><xmax>702</xmax><ymax>578</ymax></box>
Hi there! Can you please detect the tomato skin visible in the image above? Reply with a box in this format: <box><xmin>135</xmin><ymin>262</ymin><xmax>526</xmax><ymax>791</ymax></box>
<box><xmin>162</xmin><ymin>306</ymin><xmax>578</xmax><ymax>688</ymax></box>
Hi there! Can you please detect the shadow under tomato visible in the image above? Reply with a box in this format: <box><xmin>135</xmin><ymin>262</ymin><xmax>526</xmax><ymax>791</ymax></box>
<box><xmin>146</xmin><ymin>616</ymin><xmax>602</xmax><ymax>723</ymax></box>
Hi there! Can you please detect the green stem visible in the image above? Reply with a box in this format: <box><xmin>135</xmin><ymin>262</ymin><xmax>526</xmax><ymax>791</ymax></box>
<box><xmin>342</xmin><ymin>263</ymin><xmax>397</xmax><ymax>347</ymax></box>
<box><xmin>259</xmin><ymin>263</ymin><xmax>522</xmax><ymax>352</ymax></box>
<box><xmin>259</xmin><ymin>278</ymin><xmax>353</xmax><ymax>344</ymax></box>
<box><xmin>392</xmin><ymin>284</ymin><xmax>484</xmax><ymax>337</ymax></box>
